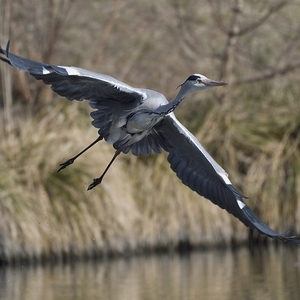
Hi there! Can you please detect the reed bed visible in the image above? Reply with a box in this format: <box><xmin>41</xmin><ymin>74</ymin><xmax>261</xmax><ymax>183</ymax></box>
<box><xmin>1</xmin><ymin>80</ymin><xmax>300</xmax><ymax>263</ymax></box>
<box><xmin>0</xmin><ymin>102</ymin><xmax>240</xmax><ymax>263</ymax></box>
<box><xmin>1</xmin><ymin>0</ymin><xmax>300</xmax><ymax>263</ymax></box>
<box><xmin>0</xmin><ymin>103</ymin><xmax>143</xmax><ymax>262</ymax></box>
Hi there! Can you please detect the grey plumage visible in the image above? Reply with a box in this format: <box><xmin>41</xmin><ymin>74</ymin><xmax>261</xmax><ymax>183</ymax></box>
<box><xmin>1</xmin><ymin>40</ymin><xmax>299</xmax><ymax>245</ymax></box>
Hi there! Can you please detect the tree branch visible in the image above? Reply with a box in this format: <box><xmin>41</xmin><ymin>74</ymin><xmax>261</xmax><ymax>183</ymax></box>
<box><xmin>233</xmin><ymin>62</ymin><xmax>300</xmax><ymax>85</ymax></box>
<box><xmin>238</xmin><ymin>0</ymin><xmax>289</xmax><ymax>36</ymax></box>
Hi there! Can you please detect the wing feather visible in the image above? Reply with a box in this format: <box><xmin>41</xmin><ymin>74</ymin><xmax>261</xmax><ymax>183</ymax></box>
<box><xmin>0</xmin><ymin>41</ymin><xmax>146</xmax><ymax>105</ymax></box>
<box><xmin>0</xmin><ymin>41</ymin><xmax>147</xmax><ymax>143</ymax></box>
<box><xmin>128</xmin><ymin>132</ymin><xmax>162</xmax><ymax>156</ymax></box>
<box><xmin>154</xmin><ymin>114</ymin><xmax>300</xmax><ymax>244</ymax></box>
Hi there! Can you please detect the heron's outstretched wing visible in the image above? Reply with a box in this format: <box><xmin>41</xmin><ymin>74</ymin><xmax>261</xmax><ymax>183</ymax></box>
<box><xmin>0</xmin><ymin>41</ymin><xmax>163</xmax><ymax>156</ymax></box>
<box><xmin>155</xmin><ymin>114</ymin><xmax>300</xmax><ymax>244</ymax></box>
<box><xmin>0</xmin><ymin>41</ymin><xmax>146</xmax><ymax>105</ymax></box>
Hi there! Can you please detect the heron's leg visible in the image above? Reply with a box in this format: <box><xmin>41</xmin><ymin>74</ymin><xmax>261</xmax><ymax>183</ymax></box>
<box><xmin>57</xmin><ymin>135</ymin><xmax>103</xmax><ymax>172</ymax></box>
<box><xmin>87</xmin><ymin>149</ymin><xmax>121</xmax><ymax>190</ymax></box>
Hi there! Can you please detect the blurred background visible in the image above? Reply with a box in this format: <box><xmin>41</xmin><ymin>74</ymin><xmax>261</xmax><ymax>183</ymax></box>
<box><xmin>1</xmin><ymin>0</ymin><xmax>300</xmax><ymax>264</ymax></box>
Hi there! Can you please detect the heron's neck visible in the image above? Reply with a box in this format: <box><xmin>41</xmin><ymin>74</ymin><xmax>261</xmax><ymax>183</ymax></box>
<box><xmin>156</xmin><ymin>87</ymin><xmax>189</xmax><ymax>116</ymax></box>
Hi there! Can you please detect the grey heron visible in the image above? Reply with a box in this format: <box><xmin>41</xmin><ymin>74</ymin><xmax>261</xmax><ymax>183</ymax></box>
<box><xmin>1</xmin><ymin>41</ymin><xmax>299</xmax><ymax>245</ymax></box>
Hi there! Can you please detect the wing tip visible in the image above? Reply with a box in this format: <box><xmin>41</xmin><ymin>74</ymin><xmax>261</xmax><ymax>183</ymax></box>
<box><xmin>243</xmin><ymin>205</ymin><xmax>300</xmax><ymax>245</ymax></box>
<box><xmin>0</xmin><ymin>39</ymin><xmax>10</xmax><ymax>55</ymax></box>
<box><xmin>6</xmin><ymin>39</ymin><xmax>11</xmax><ymax>55</ymax></box>
<box><xmin>276</xmin><ymin>233</ymin><xmax>300</xmax><ymax>245</ymax></box>
<box><xmin>275</xmin><ymin>227</ymin><xmax>300</xmax><ymax>245</ymax></box>
<box><xmin>0</xmin><ymin>40</ymin><xmax>12</xmax><ymax>65</ymax></box>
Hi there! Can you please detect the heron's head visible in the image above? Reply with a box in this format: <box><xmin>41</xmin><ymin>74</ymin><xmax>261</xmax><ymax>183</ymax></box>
<box><xmin>179</xmin><ymin>74</ymin><xmax>228</xmax><ymax>94</ymax></box>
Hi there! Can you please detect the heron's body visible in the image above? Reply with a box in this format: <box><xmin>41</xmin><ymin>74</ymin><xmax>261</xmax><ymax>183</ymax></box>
<box><xmin>1</xmin><ymin>41</ymin><xmax>299</xmax><ymax>245</ymax></box>
<box><xmin>104</xmin><ymin>89</ymin><xmax>166</xmax><ymax>148</ymax></box>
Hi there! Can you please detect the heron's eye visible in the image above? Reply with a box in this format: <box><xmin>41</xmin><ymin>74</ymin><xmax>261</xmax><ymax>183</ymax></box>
<box><xmin>196</xmin><ymin>78</ymin><xmax>202</xmax><ymax>84</ymax></box>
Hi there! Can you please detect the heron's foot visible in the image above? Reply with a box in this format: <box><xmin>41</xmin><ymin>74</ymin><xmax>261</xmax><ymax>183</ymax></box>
<box><xmin>87</xmin><ymin>177</ymin><xmax>103</xmax><ymax>190</ymax></box>
<box><xmin>57</xmin><ymin>158</ymin><xmax>75</xmax><ymax>172</ymax></box>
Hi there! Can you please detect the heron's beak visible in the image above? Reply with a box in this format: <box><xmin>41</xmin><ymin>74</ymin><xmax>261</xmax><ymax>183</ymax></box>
<box><xmin>202</xmin><ymin>78</ymin><xmax>228</xmax><ymax>86</ymax></box>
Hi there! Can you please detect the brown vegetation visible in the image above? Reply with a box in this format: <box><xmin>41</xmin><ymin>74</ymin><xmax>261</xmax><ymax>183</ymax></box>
<box><xmin>1</xmin><ymin>0</ymin><xmax>300</xmax><ymax>262</ymax></box>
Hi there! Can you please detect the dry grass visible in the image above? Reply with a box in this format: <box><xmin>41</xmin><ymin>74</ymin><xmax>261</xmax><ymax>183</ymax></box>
<box><xmin>0</xmin><ymin>103</ymin><xmax>143</xmax><ymax>261</ymax></box>
<box><xmin>2</xmin><ymin>81</ymin><xmax>300</xmax><ymax>263</ymax></box>
<box><xmin>0</xmin><ymin>100</ymin><xmax>248</xmax><ymax>263</ymax></box>
<box><xmin>1</xmin><ymin>0</ymin><xmax>300</xmax><ymax>262</ymax></box>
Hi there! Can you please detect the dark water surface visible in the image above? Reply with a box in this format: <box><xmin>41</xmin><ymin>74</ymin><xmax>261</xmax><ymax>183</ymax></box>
<box><xmin>0</xmin><ymin>246</ymin><xmax>299</xmax><ymax>300</ymax></box>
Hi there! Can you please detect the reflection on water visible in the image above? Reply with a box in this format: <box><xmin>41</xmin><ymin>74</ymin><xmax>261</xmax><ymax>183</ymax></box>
<box><xmin>0</xmin><ymin>246</ymin><xmax>299</xmax><ymax>300</ymax></box>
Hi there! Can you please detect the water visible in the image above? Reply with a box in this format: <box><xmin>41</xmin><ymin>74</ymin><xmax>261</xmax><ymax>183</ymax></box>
<box><xmin>0</xmin><ymin>246</ymin><xmax>299</xmax><ymax>300</ymax></box>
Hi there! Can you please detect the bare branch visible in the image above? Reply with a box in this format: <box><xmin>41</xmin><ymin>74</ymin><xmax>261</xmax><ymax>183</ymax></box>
<box><xmin>233</xmin><ymin>62</ymin><xmax>300</xmax><ymax>85</ymax></box>
<box><xmin>91</xmin><ymin>0</ymin><xmax>120</xmax><ymax>67</ymax></box>
<box><xmin>218</xmin><ymin>0</ymin><xmax>243</xmax><ymax>80</ymax></box>
<box><xmin>238</xmin><ymin>0</ymin><xmax>289</xmax><ymax>36</ymax></box>
<box><xmin>206</xmin><ymin>0</ymin><xmax>226</xmax><ymax>33</ymax></box>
